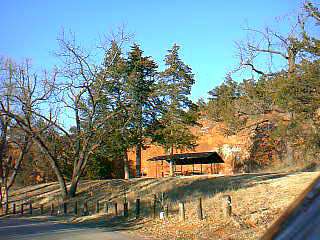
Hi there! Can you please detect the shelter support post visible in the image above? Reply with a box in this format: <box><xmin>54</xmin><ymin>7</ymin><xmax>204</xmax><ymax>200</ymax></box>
<box><xmin>147</xmin><ymin>151</ymin><xmax>224</xmax><ymax>177</ymax></box>
<box><xmin>170</xmin><ymin>160</ymin><xmax>174</xmax><ymax>177</ymax></box>
<box><xmin>192</xmin><ymin>161</ymin><xmax>195</xmax><ymax>174</ymax></box>
<box><xmin>161</xmin><ymin>160</ymin><xmax>164</xmax><ymax>177</ymax></box>
<box><xmin>155</xmin><ymin>162</ymin><xmax>158</xmax><ymax>178</ymax></box>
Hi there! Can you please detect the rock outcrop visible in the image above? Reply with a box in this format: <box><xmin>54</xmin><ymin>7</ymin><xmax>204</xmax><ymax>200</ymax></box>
<box><xmin>127</xmin><ymin>111</ymin><xmax>289</xmax><ymax>177</ymax></box>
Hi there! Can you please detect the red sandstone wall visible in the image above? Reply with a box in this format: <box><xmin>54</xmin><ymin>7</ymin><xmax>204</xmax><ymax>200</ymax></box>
<box><xmin>128</xmin><ymin>119</ymin><xmax>251</xmax><ymax>177</ymax></box>
<box><xmin>127</xmin><ymin>112</ymin><xmax>291</xmax><ymax>178</ymax></box>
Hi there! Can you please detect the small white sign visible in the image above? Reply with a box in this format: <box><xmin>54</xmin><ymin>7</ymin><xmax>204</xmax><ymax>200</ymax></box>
<box><xmin>159</xmin><ymin>211</ymin><xmax>165</xmax><ymax>219</ymax></box>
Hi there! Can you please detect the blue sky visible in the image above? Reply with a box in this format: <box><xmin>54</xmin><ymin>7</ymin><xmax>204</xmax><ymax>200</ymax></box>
<box><xmin>0</xmin><ymin>0</ymin><xmax>302</xmax><ymax>100</ymax></box>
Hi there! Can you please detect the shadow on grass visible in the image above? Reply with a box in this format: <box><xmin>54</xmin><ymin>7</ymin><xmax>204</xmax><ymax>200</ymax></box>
<box><xmin>164</xmin><ymin>172</ymin><xmax>294</xmax><ymax>203</ymax></box>
<box><xmin>3</xmin><ymin>172</ymin><xmax>299</xmax><ymax>222</ymax></box>
<box><xmin>68</xmin><ymin>172</ymin><xmax>297</xmax><ymax>219</ymax></box>
<box><xmin>298</xmin><ymin>162</ymin><xmax>320</xmax><ymax>172</ymax></box>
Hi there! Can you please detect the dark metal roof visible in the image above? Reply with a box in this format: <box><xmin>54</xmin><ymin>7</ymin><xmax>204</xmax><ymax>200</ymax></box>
<box><xmin>147</xmin><ymin>151</ymin><xmax>224</xmax><ymax>165</ymax></box>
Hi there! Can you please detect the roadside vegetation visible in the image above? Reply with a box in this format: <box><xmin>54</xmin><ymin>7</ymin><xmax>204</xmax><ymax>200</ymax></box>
<box><xmin>0</xmin><ymin>0</ymin><xmax>319</xmax><ymax>223</ymax></box>
<box><xmin>2</xmin><ymin>172</ymin><xmax>318</xmax><ymax>240</ymax></box>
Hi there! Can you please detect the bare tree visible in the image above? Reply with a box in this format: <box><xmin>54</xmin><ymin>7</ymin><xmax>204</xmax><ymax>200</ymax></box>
<box><xmin>233</xmin><ymin>20</ymin><xmax>305</xmax><ymax>78</ymax></box>
<box><xmin>305</xmin><ymin>1</ymin><xmax>320</xmax><ymax>22</ymax></box>
<box><xmin>0</xmin><ymin>59</ymin><xmax>32</xmax><ymax>212</ymax></box>
<box><xmin>55</xmin><ymin>32</ymin><xmax>103</xmax><ymax>197</ymax></box>
<box><xmin>1</xmin><ymin>132</ymin><xmax>31</xmax><ymax>214</ymax></box>
<box><xmin>1</xmin><ymin>28</ymin><xmax>131</xmax><ymax>198</ymax></box>
<box><xmin>233</xmin><ymin>1</ymin><xmax>320</xmax><ymax>78</ymax></box>
<box><xmin>299</xmin><ymin>1</ymin><xmax>320</xmax><ymax>57</ymax></box>
<box><xmin>0</xmin><ymin>58</ymin><xmax>72</xmax><ymax>197</ymax></box>
<box><xmin>54</xmin><ymin>30</ymin><xmax>132</xmax><ymax>197</ymax></box>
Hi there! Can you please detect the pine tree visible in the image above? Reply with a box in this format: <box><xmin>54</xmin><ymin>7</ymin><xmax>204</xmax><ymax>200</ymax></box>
<box><xmin>154</xmin><ymin>44</ymin><xmax>198</xmax><ymax>174</ymax></box>
<box><xmin>126</xmin><ymin>44</ymin><xmax>158</xmax><ymax>177</ymax></box>
<box><xmin>93</xmin><ymin>41</ymin><xmax>132</xmax><ymax>179</ymax></box>
<box><xmin>207</xmin><ymin>76</ymin><xmax>243</xmax><ymax>135</ymax></box>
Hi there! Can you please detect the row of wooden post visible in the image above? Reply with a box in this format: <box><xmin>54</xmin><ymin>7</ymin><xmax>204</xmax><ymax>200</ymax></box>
<box><xmin>8</xmin><ymin>199</ymin><xmax>141</xmax><ymax>218</ymax></box>
<box><xmin>9</xmin><ymin>202</ymin><xmax>32</xmax><ymax>215</ymax></box>
<box><xmin>9</xmin><ymin>201</ymin><xmax>81</xmax><ymax>216</ymax></box>
<box><xmin>7</xmin><ymin>195</ymin><xmax>232</xmax><ymax>221</ymax></box>
<box><xmin>178</xmin><ymin>195</ymin><xmax>232</xmax><ymax>221</ymax></box>
<box><xmin>178</xmin><ymin>198</ymin><xmax>205</xmax><ymax>221</ymax></box>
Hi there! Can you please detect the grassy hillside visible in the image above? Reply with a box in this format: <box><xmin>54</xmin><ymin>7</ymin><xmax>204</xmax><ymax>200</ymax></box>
<box><xmin>5</xmin><ymin>171</ymin><xmax>319</xmax><ymax>239</ymax></box>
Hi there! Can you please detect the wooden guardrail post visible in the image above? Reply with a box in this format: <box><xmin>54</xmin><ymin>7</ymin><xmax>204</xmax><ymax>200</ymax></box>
<box><xmin>135</xmin><ymin>199</ymin><xmax>140</xmax><ymax>219</ymax></box>
<box><xmin>123</xmin><ymin>202</ymin><xmax>128</xmax><ymax>217</ymax></box>
<box><xmin>50</xmin><ymin>203</ymin><xmax>54</xmax><ymax>216</ymax></box>
<box><xmin>29</xmin><ymin>202</ymin><xmax>32</xmax><ymax>215</ymax></box>
<box><xmin>165</xmin><ymin>204</ymin><xmax>169</xmax><ymax>219</ymax></box>
<box><xmin>222</xmin><ymin>195</ymin><xmax>232</xmax><ymax>217</ymax></box>
<box><xmin>179</xmin><ymin>202</ymin><xmax>185</xmax><ymax>221</ymax></box>
<box><xmin>114</xmin><ymin>202</ymin><xmax>118</xmax><ymax>216</ymax></box>
<box><xmin>104</xmin><ymin>202</ymin><xmax>109</xmax><ymax>214</ymax></box>
<box><xmin>63</xmin><ymin>202</ymin><xmax>68</xmax><ymax>215</ymax></box>
<box><xmin>4</xmin><ymin>204</ymin><xmax>8</xmax><ymax>215</ymax></box>
<box><xmin>83</xmin><ymin>201</ymin><xmax>88</xmax><ymax>216</ymax></box>
<box><xmin>74</xmin><ymin>201</ymin><xmax>78</xmax><ymax>215</ymax></box>
<box><xmin>197</xmin><ymin>198</ymin><xmax>203</xmax><ymax>220</ymax></box>
<box><xmin>152</xmin><ymin>194</ymin><xmax>157</xmax><ymax>219</ymax></box>
<box><xmin>40</xmin><ymin>204</ymin><xmax>44</xmax><ymax>215</ymax></box>
<box><xmin>4</xmin><ymin>204</ymin><xmax>7</xmax><ymax>215</ymax></box>
<box><xmin>95</xmin><ymin>200</ymin><xmax>100</xmax><ymax>214</ymax></box>
<box><xmin>12</xmin><ymin>203</ymin><xmax>16</xmax><ymax>214</ymax></box>
<box><xmin>20</xmin><ymin>203</ymin><xmax>24</xmax><ymax>215</ymax></box>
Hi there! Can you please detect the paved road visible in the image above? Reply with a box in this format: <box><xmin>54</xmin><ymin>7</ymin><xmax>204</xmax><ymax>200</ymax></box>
<box><xmin>0</xmin><ymin>217</ymin><xmax>145</xmax><ymax>240</ymax></box>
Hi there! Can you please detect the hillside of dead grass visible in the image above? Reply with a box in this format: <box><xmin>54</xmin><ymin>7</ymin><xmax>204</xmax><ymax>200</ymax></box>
<box><xmin>5</xmin><ymin>171</ymin><xmax>319</xmax><ymax>240</ymax></box>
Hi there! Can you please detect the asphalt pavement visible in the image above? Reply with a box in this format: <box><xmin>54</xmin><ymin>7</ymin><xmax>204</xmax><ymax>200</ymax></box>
<box><xmin>0</xmin><ymin>217</ymin><xmax>145</xmax><ymax>240</ymax></box>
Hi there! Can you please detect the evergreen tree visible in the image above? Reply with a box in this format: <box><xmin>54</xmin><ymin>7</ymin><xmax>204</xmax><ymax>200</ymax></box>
<box><xmin>207</xmin><ymin>77</ymin><xmax>243</xmax><ymax>135</ymax></box>
<box><xmin>92</xmin><ymin>41</ymin><xmax>132</xmax><ymax>179</ymax></box>
<box><xmin>238</xmin><ymin>77</ymin><xmax>273</xmax><ymax>116</ymax></box>
<box><xmin>271</xmin><ymin>59</ymin><xmax>320</xmax><ymax>158</ymax></box>
<box><xmin>126</xmin><ymin>44</ymin><xmax>158</xmax><ymax>177</ymax></box>
<box><xmin>154</xmin><ymin>44</ymin><xmax>198</xmax><ymax>164</ymax></box>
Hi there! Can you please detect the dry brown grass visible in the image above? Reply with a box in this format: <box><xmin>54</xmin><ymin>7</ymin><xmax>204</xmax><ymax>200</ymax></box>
<box><xmin>7</xmin><ymin>171</ymin><xmax>319</xmax><ymax>239</ymax></box>
<box><xmin>136</xmin><ymin>172</ymin><xmax>318</xmax><ymax>240</ymax></box>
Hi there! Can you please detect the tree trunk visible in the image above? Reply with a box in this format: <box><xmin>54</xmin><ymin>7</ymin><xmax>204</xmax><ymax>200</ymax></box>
<box><xmin>135</xmin><ymin>144</ymin><xmax>141</xmax><ymax>178</ymax></box>
<box><xmin>68</xmin><ymin>151</ymin><xmax>90</xmax><ymax>198</ymax></box>
<box><xmin>4</xmin><ymin>186</ymin><xmax>8</xmax><ymax>215</ymax></box>
<box><xmin>50</xmin><ymin>163</ymin><xmax>68</xmax><ymax>199</ymax></box>
<box><xmin>0</xmin><ymin>186</ymin><xmax>3</xmax><ymax>209</ymax></box>
<box><xmin>68</xmin><ymin>175</ymin><xmax>80</xmax><ymax>198</ymax></box>
<box><xmin>169</xmin><ymin>160</ymin><xmax>174</xmax><ymax>177</ymax></box>
<box><xmin>7</xmin><ymin>141</ymin><xmax>30</xmax><ymax>190</ymax></box>
<box><xmin>287</xmin><ymin>46</ymin><xmax>297</xmax><ymax>78</ymax></box>
<box><xmin>169</xmin><ymin>146</ymin><xmax>174</xmax><ymax>177</ymax></box>
<box><xmin>2</xmin><ymin>141</ymin><xmax>31</xmax><ymax>215</ymax></box>
<box><xmin>288</xmin><ymin>56</ymin><xmax>296</xmax><ymax>77</ymax></box>
<box><xmin>124</xmin><ymin>151</ymin><xmax>129</xmax><ymax>180</ymax></box>
<box><xmin>0</xmin><ymin>127</ymin><xmax>7</xmax><ymax>211</ymax></box>
<box><xmin>35</xmin><ymin>139</ymin><xmax>68</xmax><ymax>199</ymax></box>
